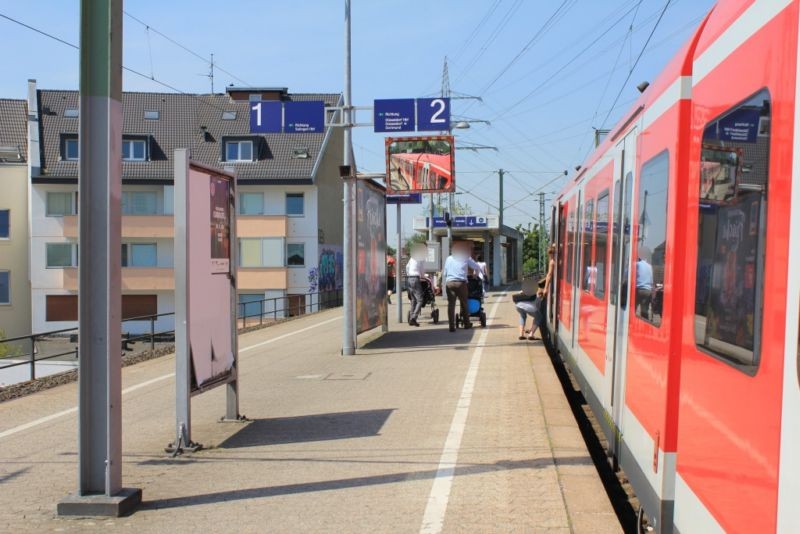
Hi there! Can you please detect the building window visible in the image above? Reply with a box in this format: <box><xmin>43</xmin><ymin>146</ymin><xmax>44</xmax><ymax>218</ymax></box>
<box><xmin>695</xmin><ymin>89</ymin><xmax>771</xmax><ymax>370</ymax></box>
<box><xmin>46</xmin><ymin>243</ymin><xmax>77</xmax><ymax>268</ymax></box>
<box><xmin>46</xmin><ymin>295</ymin><xmax>78</xmax><ymax>321</ymax></box>
<box><xmin>581</xmin><ymin>200</ymin><xmax>594</xmax><ymax>292</ymax></box>
<box><xmin>225</xmin><ymin>140</ymin><xmax>253</xmax><ymax>162</ymax></box>
<box><xmin>0</xmin><ymin>271</ymin><xmax>9</xmax><ymax>304</ymax></box>
<box><xmin>238</xmin><ymin>293</ymin><xmax>264</xmax><ymax>318</ymax></box>
<box><xmin>0</xmin><ymin>209</ymin><xmax>8</xmax><ymax>238</ymax></box>
<box><xmin>636</xmin><ymin>151</ymin><xmax>669</xmax><ymax>327</ymax></box>
<box><xmin>63</xmin><ymin>137</ymin><xmax>79</xmax><ymax>161</ymax></box>
<box><xmin>122</xmin><ymin>295</ymin><xmax>157</xmax><ymax>319</ymax></box>
<box><xmin>222</xmin><ymin>110</ymin><xmax>237</xmax><ymax>120</ymax></box>
<box><xmin>122</xmin><ymin>139</ymin><xmax>147</xmax><ymax>161</ymax></box>
<box><xmin>287</xmin><ymin>243</ymin><xmax>305</xmax><ymax>267</ymax></box>
<box><xmin>239</xmin><ymin>192</ymin><xmax>264</xmax><ymax>215</ymax></box>
<box><xmin>64</xmin><ymin>108</ymin><xmax>79</xmax><ymax>118</ymax></box>
<box><xmin>122</xmin><ymin>191</ymin><xmax>158</xmax><ymax>215</ymax></box>
<box><xmin>46</xmin><ymin>192</ymin><xmax>76</xmax><ymax>216</ymax></box>
<box><xmin>594</xmin><ymin>191</ymin><xmax>609</xmax><ymax>299</ymax></box>
<box><xmin>239</xmin><ymin>238</ymin><xmax>285</xmax><ymax>268</ymax></box>
<box><xmin>143</xmin><ymin>110</ymin><xmax>160</xmax><ymax>120</ymax></box>
<box><xmin>122</xmin><ymin>243</ymin><xmax>157</xmax><ymax>267</ymax></box>
<box><xmin>286</xmin><ymin>193</ymin><xmax>304</xmax><ymax>216</ymax></box>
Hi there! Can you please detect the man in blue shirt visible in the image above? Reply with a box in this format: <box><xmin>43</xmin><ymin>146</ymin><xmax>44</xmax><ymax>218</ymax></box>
<box><xmin>635</xmin><ymin>257</ymin><xmax>654</xmax><ymax>318</ymax></box>
<box><xmin>442</xmin><ymin>242</ymin><xmax>483</xmax><ymax>332</ymax></box>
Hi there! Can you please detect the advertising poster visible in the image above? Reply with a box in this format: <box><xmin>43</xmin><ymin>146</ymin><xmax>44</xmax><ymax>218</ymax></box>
<box><xmin>210</xmin><ymin>175</ymin><xmax>231</xmax><ymax>274</ymax></box>
<box><xmin>704</xmin><ymin>193</ymin><xmax>761</xmax><ymax>350</ymax></box>
<box><xmin>356</xmin><ymin>181</ymin><xmax>387</xmax><ymax>334</ymax></box>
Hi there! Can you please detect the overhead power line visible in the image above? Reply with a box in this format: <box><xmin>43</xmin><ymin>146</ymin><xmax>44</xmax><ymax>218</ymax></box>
<box><xmin>599</xmin><ymin>0</ymin><xmax>674</xmax><ymax>129</ymax></box>
<box><xmin>123</xmin><ymin>10</ymin><xmax>253</xmax><ymax>88</ymax></box>
<box><xmin>0</xmin><ymin>11</ymin><xmax>236</xmax><ymax>114</ymax></box>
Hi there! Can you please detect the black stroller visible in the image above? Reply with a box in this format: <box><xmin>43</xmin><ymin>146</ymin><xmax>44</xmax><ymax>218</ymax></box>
<box><xmin>456</xmin><ymin>276</ymin><xmax>487</xmax><ymax>328</ymax></box>
<box><xmin>407</xmin><ymin>277</ymin><xmax>440</xmax><ymax>324</ymax></box>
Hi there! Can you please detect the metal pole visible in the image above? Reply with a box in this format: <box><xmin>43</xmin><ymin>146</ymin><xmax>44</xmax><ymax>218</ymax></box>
<box><xmin>498</xmin><ymin>169</ymin><xmax>504</xmax><ymax>231</ymax></box>
<box><xmin>173</xmin><ymin>148</ymin><xmax>192</xmax><ymax>447</ymax></box>
<box><xmin>342</xmin><ymin>0</ymin><xmax>355</xmax><ymax>355</ymax></box>
<box><xmin>60</xmin><ymin>0</ymin><xmax>141</xmax><ymax>516</ymax></box>
<box><xmin>396</xmin><ymin>202</ymin><xmax>403</xmax><ymax>323</ymax></box>
<box><xmin>428</xmin><ymin>193</ymin><xmax>434</xmax><ymax>241</ymax></box>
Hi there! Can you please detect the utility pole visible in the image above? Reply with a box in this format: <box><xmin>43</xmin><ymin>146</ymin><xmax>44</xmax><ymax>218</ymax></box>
<box><xmin>58</xmin><ymin>0</ymin><xmax>141</xmax><ymax>516</ymax></box>
<box><xmin>342</xmin><ymin>0</ymin><xmax>355</xmax><ymax>356</ymax></box>
<box><xmin>498</xmin><ymin>168</ymin><xmax>505</xmax><ymax>230</ymax></box>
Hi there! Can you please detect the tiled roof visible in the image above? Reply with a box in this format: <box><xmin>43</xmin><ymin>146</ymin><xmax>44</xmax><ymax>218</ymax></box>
<box><xmin>36</xmin><ymin>90</ymin><xmax>341</xmax><ymax>181</ymax></box>
<box><xmin>0</xmin><ymin>99</ymin><xmax>27</xmax><ymax>162</ymax></box>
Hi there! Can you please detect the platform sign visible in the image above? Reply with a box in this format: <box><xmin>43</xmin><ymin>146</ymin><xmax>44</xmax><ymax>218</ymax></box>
<box><xmin>285</xmin><ymin>101</ymin><xmax>325</xmax><ymax>133</ymax></box>
<box><xmin>386</xmin><ymin>193</ymin><xmax>423</xmax><ymax>204</ymax></box>
<box><xmin>426</xmin><ymin>215</ymin><xmax>487</xmax><ymax>228</ymax></box>
<box><xmin>385</xmin><ymin>135</ymin><xmax>455</xmax><ymax>194</ymax></box>
<box><xmin>374</xmin><ymin>99</ymin><xmax>416</xmax><ymax>133</ymax></box>
<box><xmin>717</xmin><ymin>108</ymin><xmax>760</xmax><ymax>143</ymax></box>
<box><xmin>417</xmin><ymin>98</ymin><xmax>450</xmax><ymax>131</ymax></box>
<box><xmin>249</xmin><ymin>100</ymin><xmax>282</xmax><ymax>133</ymax></box>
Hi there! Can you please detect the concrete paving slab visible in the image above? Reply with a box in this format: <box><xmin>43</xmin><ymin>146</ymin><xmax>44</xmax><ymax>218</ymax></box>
<box><xmin>0</xmin><ymin>291</ymin><xmax>621</xmax><ymax>533</ymax></box>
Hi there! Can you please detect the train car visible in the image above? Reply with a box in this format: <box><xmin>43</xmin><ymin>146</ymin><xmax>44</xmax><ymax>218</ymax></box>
<box><xmin>547</xmin><ymin>1</ymin><xmax>800</xmax><ymax>532</ymax></box>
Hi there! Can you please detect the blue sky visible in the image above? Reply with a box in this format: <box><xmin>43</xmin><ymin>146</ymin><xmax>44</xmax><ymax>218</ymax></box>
<box><xmin>0</xmin><ymin>0</ymin><xmax>715</xmax><ymax>235</ymax></box>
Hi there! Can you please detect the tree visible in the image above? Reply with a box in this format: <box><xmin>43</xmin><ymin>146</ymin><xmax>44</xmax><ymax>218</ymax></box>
<box><xmin>0</xmin><ymin>329</ymin><xmax>22</xmax><ymax>358</ymax></box>
<box><xmin>519</xmin><ymin>224</ymin><xmax>547</xmax><ymax>276</ymax></box>
<box><xmin>387</xmin><ymin>245</ymin><xmax>396</xmax><ymax>257</ymax></box>
<box><xmin>403</xmin><ymin>232</ymin><xmax>428</xmax><ymax>256</ymax></box>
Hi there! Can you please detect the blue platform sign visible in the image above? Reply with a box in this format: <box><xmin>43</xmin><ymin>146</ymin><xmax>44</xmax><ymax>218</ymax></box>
<box><xmin>417</xmin><ymin>98</ymin><xmax>450</xmax><ymax>131</ymax></box>
<box><xmin>374</xmin><ymin>99</ymin><xmax>416</xmax><ymax>133</ymax></box>
<box><xmin>426</xmin><ymin>215</ymin><xmax>488</xmax><ymax>228</ymax></box>
<box><xmin>466</xmin><ymin>216</ymin><xmax>488</xmax><ymax>227</ymax></box>
<box><xmin>386</xmin><ymin>193</ymin><xmax>423</xmax><ymax>205</ymax></box>
<box><xmin>249</xmin><ymin>100</ymin><xmax>282</xmax><ymax>133</ymax></box>
<box><xmin>285</xmin><ymin>101</ymin><xmax>325</xmax><ymax>133</ymax></box>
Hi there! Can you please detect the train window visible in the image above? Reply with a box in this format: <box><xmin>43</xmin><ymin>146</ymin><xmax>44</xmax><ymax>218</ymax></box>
<box><xmin>573</xmin><ymin>202</ymin><xmax>582</xmax><ymax>286</ymax></box>
<box><xmin>581</xmin><ymin>200</ymin><xmax>595</xmax><ymax>292</ymax></box>
<box><xmin>635</xmin><ymin>151</ymin><xmax>669</xmax><ymax>327</ymax></box>
<box><xmin>620</xmin><ymin>172</ymin><xmax>634</xmax><ymax>311</ymax></box>
<box><xmin>610</xmin><ymin>181</ymin><xmax>622</xmax><ymax>305</ymax></box>
<box><xmin>566</xmin><ymin>207</ymin><xmax>575</xmax><ymax>285</ymax></box>
<box><xmin>695</xmin><ymin>89</ymin><xmax>770</xmax><ymax>370</ymax></box>
<box><xmin>594</xmin><ymin>190</ymin><xmax>610</xmax><ymax>299</ymax></box>
<box><xmin>558</xmin><ymin>205</ymin><xmax>567</xmax><ymax>281</ymax></box>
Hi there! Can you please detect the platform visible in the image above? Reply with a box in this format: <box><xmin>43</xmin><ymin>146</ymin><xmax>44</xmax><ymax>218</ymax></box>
<box><xmin>0</xmin><ymin>290</ymin><xmax>621</xmax><ymax>533</ymax></box>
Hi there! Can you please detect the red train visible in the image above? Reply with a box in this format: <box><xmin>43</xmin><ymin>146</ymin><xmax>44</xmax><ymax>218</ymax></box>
<box><xmin>547</xmin><ymin>1</ymin><xmax>799</xmax><ymax>532</ymax></box>
<box><xmin>389</xmin><ymin>152</ymin><xmax>453</xmax><ymax>191</ymax></box>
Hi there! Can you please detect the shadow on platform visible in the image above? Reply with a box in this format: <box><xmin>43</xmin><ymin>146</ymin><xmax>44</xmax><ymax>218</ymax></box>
<box><xmin>217</xmin><ymin>409</ymin><xmax>395</xmax><ymax>449</ymax></box>
<box><xmin>362</xmin><ymin>328</ymin><xmax>478</xmax><ymax>350</ymax></box>
<box><xmin>140</xmin><ymin>455</ymin><xmax>593</xmax><ymax>510</ymax></box>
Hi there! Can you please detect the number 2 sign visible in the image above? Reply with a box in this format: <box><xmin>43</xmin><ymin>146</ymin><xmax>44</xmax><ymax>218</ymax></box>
<box><xmin>417</xmin><ymin>98</ymin><xmax>451</xmax><ymax>131</ymax></box>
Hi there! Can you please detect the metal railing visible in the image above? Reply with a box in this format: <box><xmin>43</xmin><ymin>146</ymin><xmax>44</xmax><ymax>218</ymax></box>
<box><xmin>0</xmin><ymin>289</ymin><xmax>343</xmax><ymax>385</ymax></box>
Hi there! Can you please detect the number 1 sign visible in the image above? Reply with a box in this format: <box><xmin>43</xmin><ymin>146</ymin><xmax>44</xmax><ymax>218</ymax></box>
<box><xmin>249</xmin><ymin>100</ymin><xmax>282</xmax><ymax>133</ymax></box>
<box><xmin>417</xmin><ymin>98</ymin><xmax>450</xmax><ymax>131</ymax></box>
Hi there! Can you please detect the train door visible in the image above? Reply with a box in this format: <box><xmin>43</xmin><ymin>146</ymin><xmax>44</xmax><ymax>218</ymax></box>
<box><xmin>606</xmin><ymin>129</ymin><xmax>637</xmax><ymax>452</ymax></box>
<box><xmin>571</xmin><ymin>191</ymin><xmax>583</xmax><ymax>349</ymax></box>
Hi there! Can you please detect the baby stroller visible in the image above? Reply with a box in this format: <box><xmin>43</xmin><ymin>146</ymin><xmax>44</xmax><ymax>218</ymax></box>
<box><xmin>407</xmin><ymin>277</ymin><xmax>440</xmax><ymax>324</ymax></box>
<box><xmin>456</xmin><ymin>276</ymin><xmax>487</xmax><ymax>328</ymax></box>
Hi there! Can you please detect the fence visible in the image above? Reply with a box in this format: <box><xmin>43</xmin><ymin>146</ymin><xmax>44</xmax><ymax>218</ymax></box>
<box><xmin>0</xmin><ymin>289</ymin><xmax>343</xmax><ymax>385</ymax></box>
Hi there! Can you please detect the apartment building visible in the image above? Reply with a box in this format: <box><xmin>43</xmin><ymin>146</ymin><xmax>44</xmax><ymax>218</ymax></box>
<box><xmin>27</xmin><ymin>81</ymin><xmax>344</xmax><ymax>334</ymax></box>
<box><xmin>0</xmin><ymin>99</ymin><xmax>31</xmax><ymax>339</ymax></box>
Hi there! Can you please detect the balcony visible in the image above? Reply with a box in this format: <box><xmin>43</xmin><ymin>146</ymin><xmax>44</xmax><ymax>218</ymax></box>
<box><xmin>63</xmin><ymin>267</ymin><xmax>174</xmax><ymax>291</ymax></box>
<box><xmin>238</xmin><ymin>268</ymin><xmax>288</xmax><ymax>290</ymax></box>
<box><xmin>63</xmin><ymin>215</ymin><xmax>174</xmax><ymax>239</ymax></box>
<box><xmin>236</xmin><ymin>215</ymin><xmax>288</xmax><ymax>238</ymax></box>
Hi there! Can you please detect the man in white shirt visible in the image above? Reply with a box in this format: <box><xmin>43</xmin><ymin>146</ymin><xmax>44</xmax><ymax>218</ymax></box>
<box><xmin>442</xmin><ymin>242</ymin><xmax>483</xmax><ymax>332</ymax></box>
<box><xmin>406</xmin><ymin>244</ymin><xmax>427</xmax><ymax>326</ymax></box>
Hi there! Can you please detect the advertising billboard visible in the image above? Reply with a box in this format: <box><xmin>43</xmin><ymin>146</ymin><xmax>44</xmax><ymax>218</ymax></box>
<box><xmin>385</xmin><ymin>135</ymin><xmax>455</xmax><ymax>194</ymax></box>
<box><xmin>356</xmin><ymin>180</ymin><xmax>387</xmax><ymax>334</ymax></box>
